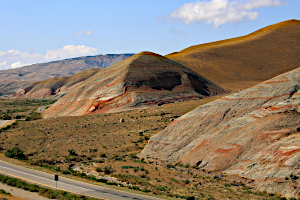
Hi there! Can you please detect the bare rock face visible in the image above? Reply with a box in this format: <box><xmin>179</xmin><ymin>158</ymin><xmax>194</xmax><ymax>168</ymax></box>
<box><xmin>139</xmin><ymin>67</ymin><xmax>300</xmax><ymax>198</ymax></box>
<box><xmin>43</xmin><ymin>52</ymin><xmax>224</xmax><ymax>119</ymax></box>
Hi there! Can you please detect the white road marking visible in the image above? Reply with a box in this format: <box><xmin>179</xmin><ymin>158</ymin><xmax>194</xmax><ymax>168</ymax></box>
<box><xmin>0</xmin><ymin>165</ymin><xmax>96</xmax><ymax>192</ymax></box>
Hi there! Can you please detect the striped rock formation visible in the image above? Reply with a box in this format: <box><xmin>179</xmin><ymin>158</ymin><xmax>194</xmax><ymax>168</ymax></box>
<box><xmin>139</xmin><ymin>67</ymin><xmax>300</xmax><ymax>198</ymax></box>
<box><xmin>11</xmin><ymin>68</ymin><xmax>101</xmax><ymax>99</ymax></box>
<box><xmin>43</xmin><ymin>52</ymin><xmax>224</xmax><ymax>119</ymax></box>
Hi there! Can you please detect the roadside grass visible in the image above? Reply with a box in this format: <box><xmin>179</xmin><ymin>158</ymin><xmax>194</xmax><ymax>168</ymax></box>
<box><xmin>0</xmin><ymin>174</ymin><xmax>98</xmax><ymax>200</ymax></box>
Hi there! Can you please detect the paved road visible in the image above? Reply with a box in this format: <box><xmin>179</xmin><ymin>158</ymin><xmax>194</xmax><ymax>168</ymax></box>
<box><xmin>0</xmin><ymin>120</ymin><xmax>6</xmax><ymax>126</ymax></box>
<box><xmin>37</xmin><ymin>105</ymin><xmax>49</xmax><ymax>113</ymax></box>
<box><xmin>0</xmin><ymin>160</ymin><xmax>162</xmax><ymax>200</ymax></box>
<box><xmin>0</xmin><ymin>120</ymin><xmax>15</xmax><ymax>129</ymax></box>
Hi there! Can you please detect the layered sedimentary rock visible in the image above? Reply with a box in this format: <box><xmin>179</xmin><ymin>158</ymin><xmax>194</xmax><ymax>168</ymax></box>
<box><xmin>139</xmin><ymin>67</ymin><xmax>300</xmax><ymax>198</ymax></box>
<box><xmin>166</xmin><ymin>19</ymin><xmax>300</xmax><ymax>90</ymax></box>
<box><xmin>43</xmin><ymin>52</ymin><xmax>224</xmax><ymax>119</ymax></box>
<box><xmin>11</xmin><ymin>68</ymin><xmax>101</xmax><ymax>99</ymax></box>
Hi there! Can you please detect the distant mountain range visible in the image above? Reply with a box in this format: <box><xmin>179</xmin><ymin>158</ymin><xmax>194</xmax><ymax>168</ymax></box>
<box><xmin>0</xmin><ymin>53</ymin><xmax>134</xmax><ymax>96</ymax></box>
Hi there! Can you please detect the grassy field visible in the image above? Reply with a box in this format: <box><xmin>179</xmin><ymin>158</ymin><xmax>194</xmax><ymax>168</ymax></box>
<box><xmin>0</xmin><ymin>98</ymin><xmax>286</xmax><ymax>200</ymax></box>
<box><xmin>0</xmin><ymin>99</ymin><xmax>56</xmax><ymax>120</ymax></box>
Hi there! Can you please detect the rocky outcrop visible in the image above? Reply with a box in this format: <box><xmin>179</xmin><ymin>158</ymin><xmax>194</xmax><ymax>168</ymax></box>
<box><xmin>0</xmin><ymin>54</ymin><xmax>134</xmax><ymax>96</ymax></box>
<box><xmin>167</xmin><ymin>19</ymin><xmax>300</xmax><ymax>91</ymax></box>
<box><xmin>10</xmin><ymin>68</ymin><xmax>101</xmax><ymax>99</ymax></box>
<box><xmin>43</xmin><ymin>52</ymin><xmax>225</xmax><ymax>119</ymax></box>
<box><xmin>139</xmin><ymin>67</ymin><xmax>300</xmax><ymax>198</ymax></box>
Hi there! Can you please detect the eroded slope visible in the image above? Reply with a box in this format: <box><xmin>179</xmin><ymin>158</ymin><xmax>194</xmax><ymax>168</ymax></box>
<box><xmin>140</xmin><ymin>67</ymin><xmax>300</xmax><ymax>198</ymax></box>
<box><xmin>0</xmin><ymin>54</ymin><xmax>134</xmax><ymax>96</ymax></box>
<box><xmin>10</xmin><ymin>68</ymin><xmax>101</xmax><ymax>99</ymax></box>
<box><xmin>43</xmin><ymin>52</ymin><xmax>224</xmax><ymax>119</ymax></box>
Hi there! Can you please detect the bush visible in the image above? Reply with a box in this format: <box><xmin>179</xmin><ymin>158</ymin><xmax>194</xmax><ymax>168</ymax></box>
<box><xmin>5</xmin><ymin>147</ymin><xmax>26</xmax><ymax>160</ymax></box>
<box><xmin>96</xmin><ymin>167</ymin><xmax>102</xmax><ymax>172</ymax></box>
<box><xmin>0</xmin><ymin>189</ymin><xmax>11</xmax><ymax>195</ymax></box>
<box><xmin>2</xmin><ymin>113</ymin><xmax>12</xmax><ymax>120</ymax></box>
<box><xmin>24</xmin><ymin>112</ymin><xmax>42</xmax><ymax>121</ymax></box>
<box><xmin>68</xmin><ymin>149</ymin><xmax>77</xmax><ymax>156</ymax></box>
<box><xmin>104</xmin><ymin>166</ymin><xmax>113</xmax><ymax>174</ymax></box>
<box><xmin>100</xmin><ymin>153</ymin><xmax>107</xmax><ymax>157</ymax></box>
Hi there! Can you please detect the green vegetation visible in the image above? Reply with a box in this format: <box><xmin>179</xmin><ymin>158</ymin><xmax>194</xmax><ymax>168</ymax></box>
<box><xmin>5</xmin><ymin>147</ymin><xmax>26</xmax><ymax>160</ymax></box>
<box><xmin>0</xmin><ymin>189</ymin><xmax>11</xmax><ymax>195</ymax></box>
<box><xmin>0</xmin><ymin>99</ymin><xmax>56</xmax><ymax>120</ymax></box>
<box><xmin>0</xmin><ymin>174</ymin><xmax>98</xmax><ymax>200</ymax></box>
<box><xmin>0</xmin><ymin>98</ymin><xmax>294</xmax><ymax>200</ymax></box>
<box><xmin>0</xmin><ymin>121</ymin><xmax>18</xmax><ymax>133</ymax></box>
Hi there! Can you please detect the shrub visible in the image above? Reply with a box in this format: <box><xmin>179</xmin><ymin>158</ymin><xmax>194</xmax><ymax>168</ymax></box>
<box><xmin>100</xmin><ymin>153</ymin><xmax>107</xmax><ymax>157</ymax></box>
<box><xmin>104</xmin><ymin>166</ymin><xmax>113</xmax><ymax>174</ymax></box>
<box><xmin>68</xmin><ymin>149</ymin><xmax>77</xmax><ymax>156</ymax></box>
<box><xmin>24</xmin><ymin>112</ymin><xmax>42</xmax><ymax>121</ymax></box>
<box><xmin>0</xmin><ymin>189</ymin><xmax>11</xmax><ymax>195</ymax></box>
<box><xmin>2</xmin><ymin>113</ymin><xmax>12</xmax><ymax>120</ymax></box>
<box><xmin>5</xmin><ymin>147</ymin><xmax>26</xmax><ymax>160</ymax></box>
<box><xmin>96</xmin><ymin>167</ymin><xmax>102</xmax><ymax>172</ymax></box>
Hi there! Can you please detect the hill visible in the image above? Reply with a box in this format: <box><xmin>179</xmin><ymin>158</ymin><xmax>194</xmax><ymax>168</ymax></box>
<box><xmin>10</xmin><ymin>68</ymin><xmax>101</xmax><ymax>99</ymax></box>
<box><xmin>166</xmin><ymin>19</ymin><xmax>300</xmax><ymax>91</ymax></box>
<box><xmin>139</xmin><ymin>67</ymin><xmax>300</xmax><ymax>198</ymax></box>
<box><xmin>0</xmin><ymin>54</ymin><xmax>134</xmax><ymax>96</ymax></box>
<box><xmin>43</xmin><ymin>51</ymin><xmax>225</xmax><ymax>119</ymax></box>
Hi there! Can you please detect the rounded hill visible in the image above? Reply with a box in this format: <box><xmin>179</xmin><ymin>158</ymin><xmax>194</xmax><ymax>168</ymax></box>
<box><xmin>43</xmin><ymin>52</ymin><xmax>225</xmax><ymax>118</ymax></box>
<box><xmin>166</xmin><ymin>19</ymin><xmax>300</xmax><ymax>91</ymax></box>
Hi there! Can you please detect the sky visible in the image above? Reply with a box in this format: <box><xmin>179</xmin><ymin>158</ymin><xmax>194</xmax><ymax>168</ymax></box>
<box><xmin>0</xmin><ymin>0</ymin><xmax>299</xmax><ymax>70</ymax></box>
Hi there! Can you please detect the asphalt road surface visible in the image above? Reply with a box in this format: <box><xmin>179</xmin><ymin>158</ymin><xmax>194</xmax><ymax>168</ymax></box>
<box><xmin>37</xmin><ymin>105</ymin><xmax>49</xmax><ymax>113</ymax></box>
<box><xmin>0</xmin><ymin>120</ymin><xmax>6</xmax><ymax>126</ymax></box>
<box><xmin>0</xmin><ymin>160</ymin><xmax>162</xmax><ymax>200</ymax></box>
<box><xmin>0</xmin><ymin>120</ymin><xmax>15</xmax><ymax>128</ymax></box>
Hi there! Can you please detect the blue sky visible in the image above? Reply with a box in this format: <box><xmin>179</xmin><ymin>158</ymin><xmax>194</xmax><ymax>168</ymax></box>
<box><xmin>0</xmin><ymin>0</ymin><xmax>299</xmax><ymax>70</ymax></box>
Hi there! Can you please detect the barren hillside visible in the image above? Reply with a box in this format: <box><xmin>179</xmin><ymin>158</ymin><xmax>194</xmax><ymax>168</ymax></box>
<box><xmin>167</xmin><ymin>19</ymin><xmax>300</xmax><ymax>91</ymax></box>
<box><xmin>43</xmin><ymin>51</ymin><xmax>225</xmax><ymax>119</ymax></box>
<box><xmin>140</xmin><ymin>67</ymin><xmax>300</xmax><ymax>198</ymax></box>
<box><xmin>10</xmin><ymin>68</ymin><xmax>102</xmax><ymax>99</ymax></box>
<box><xmin>0</xmin><ymin>54</ymin><xmax>134</xmax><ymax>96</ymax></box>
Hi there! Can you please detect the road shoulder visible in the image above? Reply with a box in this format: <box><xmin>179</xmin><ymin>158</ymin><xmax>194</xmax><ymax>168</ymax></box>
<box><xmin>0</xmin><ymin>182</ymin><xmax>50</xmax><ymax>200</ymax></box>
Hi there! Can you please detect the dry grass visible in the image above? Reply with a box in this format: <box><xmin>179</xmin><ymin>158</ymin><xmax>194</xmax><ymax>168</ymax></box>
<box><xmin>0</xmin><ymin>98</ymin><xmax>285</xmax><ymax>199</ymax></box>
<box><xmin>167</xmin><ymin>19</ymin><xmax>300</xmax><ymax>56</ymax></box>
<box><xmin>166</xmin><ymin>19</ymin><xmax>300</xmax><ymax>91</ymax></box>
<box><xmin>0</xmin><ymin>193</ymin><xmax>26</xmax><ymax>200</ymax></box>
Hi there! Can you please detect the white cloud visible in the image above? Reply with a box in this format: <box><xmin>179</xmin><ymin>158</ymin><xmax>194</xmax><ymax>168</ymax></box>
<box><xmin>167</xmin><ymin>0</ymin><xmax>288</xmax><ymax>28</ymax></box>
<box><xmin>86</xmin><ymin>31</ymin><xmax>93</xmax><ymax>35</ymax></box>
<box><xmin>0</xmin><ymin>61</ymin><xmax>7</xmax><ymax>67</ymax></box>
<box><xmin>45</xmin><ymin>45</ymin><xmax>98</xmax><ymax>60</ymax></box>
<box><xmin>0</xmin><ymin>45</ymin><xmax>98</xmax><ymax>70</ymax></box>
<box><xmin>75</xmin><ymin>30</ymin><xmax>93</xmax><ymax>36</ymax></box>
<box><xmin>11</xmin><ymin>61</ymin><xmax>25</xmax><ymax>69</ymax></box>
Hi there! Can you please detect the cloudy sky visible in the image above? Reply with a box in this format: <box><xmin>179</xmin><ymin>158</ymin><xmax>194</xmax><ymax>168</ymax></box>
<box><xmin>0</xmin><ymin>0</ymin><xmax>299</xmax><ymax>70</ymax></box>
